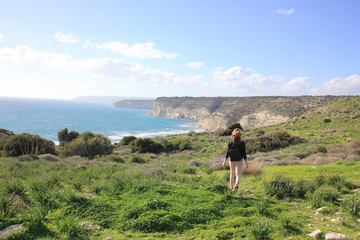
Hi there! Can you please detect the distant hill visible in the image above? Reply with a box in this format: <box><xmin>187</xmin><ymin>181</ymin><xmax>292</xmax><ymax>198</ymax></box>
<box><xmin>151</xmin><ymin>96</ymin><xmax>352</xmax><ymax>131</ymax></box>
<box><xmin>113</xmin><ymin>99</ymin><xmax>155</xmax><ymax>109</ymax></box>
<box><xmin>73</xmin><ymin>96</ymin><xmax>153</xmax><ymax>104</ymax></box>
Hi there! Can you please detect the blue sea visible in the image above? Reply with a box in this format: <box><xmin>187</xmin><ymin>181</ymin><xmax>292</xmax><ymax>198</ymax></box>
<box><xmin>0</xmin><ymin>97</ymin><xmax>203</xmax><ymax>144</ymax></box>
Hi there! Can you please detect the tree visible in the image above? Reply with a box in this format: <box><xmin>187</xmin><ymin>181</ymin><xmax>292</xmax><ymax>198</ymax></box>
<box><xmin>57</xmin><ymin>128</ymin><xmax>79</xmax><ymax>146</ymax></box>
<box><xmin>2</xmin><ymin>133</ymin><xmax>56</xmax><ymax>157</ymax></box>
<box><xmin>59</xmin><ymin>131</ymin><xmax>113</xmax><ymax>159</ymax></box>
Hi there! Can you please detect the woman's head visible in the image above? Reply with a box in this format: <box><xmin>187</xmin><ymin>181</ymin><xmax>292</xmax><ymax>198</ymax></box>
<box><xmin>231</xmin><ymin>128</ymin><xmax>243</xmax><ymax>144</ymax></box>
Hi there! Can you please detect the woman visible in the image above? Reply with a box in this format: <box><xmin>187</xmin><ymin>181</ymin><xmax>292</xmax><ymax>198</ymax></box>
<box><xmin>222</xmin><ymin>128</ymin><xmax>249</xmax><ymax>191</ymax></box>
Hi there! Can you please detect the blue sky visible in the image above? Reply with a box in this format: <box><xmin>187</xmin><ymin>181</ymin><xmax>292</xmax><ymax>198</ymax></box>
<box><xmin>0</xmin><ymin>0</ymin><xmax>359</xmax><ymax>99</ymax></box>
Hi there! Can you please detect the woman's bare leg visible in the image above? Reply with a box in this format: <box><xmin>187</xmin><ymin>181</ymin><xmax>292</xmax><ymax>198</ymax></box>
<box><xmin>229</xmin><ymin>161</ymin><xmax>236</xmax><ymax>189</ymax></box>
<box><xmin>235</xmin><ymin>161</ymin><xmax>244</xmax><ymax>185</ymax></box>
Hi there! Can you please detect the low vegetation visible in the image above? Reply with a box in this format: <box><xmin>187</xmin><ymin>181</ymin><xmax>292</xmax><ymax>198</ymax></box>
<box><xmin>0</xmin><ymin>97</ymin><xmax>359</xmax><ymax>239</ymax></box>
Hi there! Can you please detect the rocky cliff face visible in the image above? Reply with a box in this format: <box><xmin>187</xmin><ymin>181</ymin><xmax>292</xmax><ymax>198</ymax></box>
<box><xmin>151</xmin><ymin>96</ymin><xmax>348</xmax><ymax>131</ymax></box>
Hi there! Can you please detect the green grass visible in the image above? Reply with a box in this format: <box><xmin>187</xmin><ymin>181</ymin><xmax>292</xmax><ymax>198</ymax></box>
<box><xmin>0</xmin><ymin>97</ymin><xmax>359</xmax><ymax>239</ymax></box>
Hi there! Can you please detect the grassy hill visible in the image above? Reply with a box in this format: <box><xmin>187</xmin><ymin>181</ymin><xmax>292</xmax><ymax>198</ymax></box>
<box><xmin>0</xmin><ymin>97</ymin><xmax>359</xmax><ymax>239</ymax></box>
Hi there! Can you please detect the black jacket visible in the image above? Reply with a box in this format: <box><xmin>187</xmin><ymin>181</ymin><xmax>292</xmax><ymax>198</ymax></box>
<box><xmin>226</xmin><ymin>139</ymin><xmax>247</xmax><ymax>160</ymax></box>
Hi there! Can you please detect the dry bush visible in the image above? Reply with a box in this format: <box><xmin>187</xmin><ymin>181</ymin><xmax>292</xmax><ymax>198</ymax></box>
<box><xmin>144</xmin><ymin>153</ymin><xmax>157</xmax><ymax>159</ymax></box>
<box><xmin>17</xmin><ymin>155</ymin><xmax>33</xmax><ymax>161</ymax></box>
<box><xmin>148</xmin><ymin>167</ymin><xmax>165</xmax><ymax>179</ymax></box>
<box><xmin>242</xmin><ymin>160</ymin><xmax>263</xmax><ymax>175</ymax></box>
<box><xmin>62</xmin><ymin>155</ymin><xmax>89</xmax><ymax>163</ymax></box>
<box><xmin>207</xmin><ymin>156</ymin><xmax>225</xmax><ymax>170</ymax></box>
<box><xmin>270</xmin><ymin>159</ymin><xmax>302</xmax><ymax>166</ymax></box>
<box><xmin>302</xmin><ymin>153</ymin><xmax>333</xmax><ymax>165</ymax></box>
<box><xmin>38</xmin><ymin>154</ymin><xmax>61</xmax><ymax>162</ymax></box>
<box><xmin>187</xmin><ymin>160</ymin><xmax>202</xmax><ymax>166</ymax></box>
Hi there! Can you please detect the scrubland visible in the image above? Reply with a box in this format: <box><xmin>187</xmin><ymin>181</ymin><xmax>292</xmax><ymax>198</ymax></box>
<box><xmin>0</xmin><ymin>97</ymin><xmax>359</xmax><ymax>239</ymax></box>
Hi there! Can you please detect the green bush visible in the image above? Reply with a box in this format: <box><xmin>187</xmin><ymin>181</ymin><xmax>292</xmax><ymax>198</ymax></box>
<box><xmin>129</xmin><ymin>210</ymin><xmax>182</xmax><ymax>233</ymax></box>
<box><xmin>0</xmin><ymin>128</ymin><xmax>15</xmax><ymax>150</ymax></box>
<box><xmin>130</xmin><ymin>154</ymin><xmax>146</xmax><ymax>163</ymax></box>
<box><xmin>218</xmin><ymin>122</ymin><xmax>244</xmax><ymax>136</ymax></box>
<box><xmin>170</xmin><ymin>138</ymin><xmax>193</xmax><ymax>151</ymax></box>
<box><xmin>341</xmin><ymin>194</ymin><xmax>360</xmax><ymax>216</ymax></box>
<box><xmin>59</xmin><ymin>131</ymin><xmax>113</xmax><ymax>159</ymax></box>
<box><xmin>327</xmin><ymin>175</ymin><xmax>345</xmax><ymax>191</ymax></box>
<box><xmin>250</xmin><ymin>218</ymin><xmax>273</xmax><ymax>240</ymax></box>
<box><xmin>247</xmin><ymin>131</ymin><xmax>305</xmax><ymax>154</ymax></box>
<box><xmin>56</xmin><ymin>215</ymin><xmax>82</xmax><ymax>238</ymax></box>
<box><xmin>130</xmin><ymin>138</ymin><xmax>165</xmax><ymax>153</ymax></box>
<box><xmin>119</xmin><ymin>136</ymin><xmax>137</xmax><ymax>146</ymax></box>
<box><xmin>2</xmin><ymin>133</ymin><xmax>56</xmax><ymax>157</ymax></box>
<box><xmin>307</xmin><ymin>187</ymin><xmax>340</xmax><ymax>208</ymax></box>
<box><xmin>265</xmin><ymin>175</ymin><xmax>295</xmax><ymax>199</ymax></box>
<box><xmin>98</xmin><ymin>154</ymin><xmax>124</xmax><ymax>163</ymax></box>
<box><xmin>57</xmin><ymin>128</ymin><xmax>79</xmax><ymax>146</ymax></box>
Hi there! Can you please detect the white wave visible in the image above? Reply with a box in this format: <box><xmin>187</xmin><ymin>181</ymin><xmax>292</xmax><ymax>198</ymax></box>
<box><xmin>107</xmin><ymin>127</ymin><xmax>204</xmax><ymax>143</ymax></box>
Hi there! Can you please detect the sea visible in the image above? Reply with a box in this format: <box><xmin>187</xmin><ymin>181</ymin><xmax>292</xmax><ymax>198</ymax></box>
<box><xmin>0</xmin><ymin>97</ymin><xmax>204</xmax><ymax>144</ymax></box>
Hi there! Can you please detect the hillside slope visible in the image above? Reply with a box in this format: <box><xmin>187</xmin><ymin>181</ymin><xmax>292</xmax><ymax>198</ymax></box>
<box><xmin>151</xmin><ymin>96</ymin><xmax>349</xmax><ymax>131</ymax></box>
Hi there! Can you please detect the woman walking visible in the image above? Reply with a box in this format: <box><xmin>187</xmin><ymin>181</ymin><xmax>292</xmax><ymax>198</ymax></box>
<box><xmin>222</xmin><ymin>128</ymin><xmax>249</xmax><ymax>191</ymax></box>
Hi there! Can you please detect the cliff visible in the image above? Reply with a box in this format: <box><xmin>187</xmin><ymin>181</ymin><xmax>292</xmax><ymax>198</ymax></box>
<box><xmin>151</xmin><ymin>96</ymin><xmax>349</xmax><ymax>131</ymax></box>
<box><xmin>113</xmin><ymin>99</ymin><xmax>155</xmax><ymax>109</ymax></box>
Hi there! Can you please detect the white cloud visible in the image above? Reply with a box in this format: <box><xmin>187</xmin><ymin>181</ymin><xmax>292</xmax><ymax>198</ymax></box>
<box><xmin>54</xmin><ymin>32</ymin><xmax>79</xmax><ymax>44</ymax></box>
<box><xmin>0</xmin><ymin>45</ymin><xmax>205</xmax><ymax>89</ymax></box>
<box><xmin>282</xmin><ymin>77</ymin><xmax>310</xmax><ymax>93</ymax></box>
<box><xmin>212</xmin><ymin>66</ymin><xmax>282</xmax><ymax>94</ymax></box>
<box><xmin>0</xmin><ymin>34</ymin><xmax>5</xmax><ymax>43</ymax></box>
<box><xmin>275</xmin><ymin>8</ymin><xmax>296</xmax><ymax>16</ymax></box>
<box><xmin>95</xmin><ymin>41</ymin><xmax>178</xmax><ymax>60</ymax></box>
<box><xmin>311</xmin><ymin>75</ymin><xmax>360</xmax><ymax>95</ymax></box>
<box><xmin>185</xmin><ymin>62</ymin><xmax>203</xmax><ymax>69</ymax></box>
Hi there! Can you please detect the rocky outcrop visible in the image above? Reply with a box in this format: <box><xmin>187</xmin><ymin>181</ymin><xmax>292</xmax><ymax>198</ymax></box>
<box><xmin>151</xmin><ymin>96</ymin><xmax>348</xmax><ymax>131</ymax></box>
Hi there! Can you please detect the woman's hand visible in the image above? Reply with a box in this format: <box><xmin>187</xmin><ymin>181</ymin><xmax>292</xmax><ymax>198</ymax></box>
<box><xmin>245</xmin><ymin>161</ymin><xmax>249</xmax><ymax>169</ymax></box>
<box><xmin>221</xmin><ymin>159</ymin><xmax>227</xmax><ymax>167</ymax></box>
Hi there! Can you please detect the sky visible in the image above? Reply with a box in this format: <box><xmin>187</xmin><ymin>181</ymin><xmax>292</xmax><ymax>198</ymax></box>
<box><xmin>0</xmin><ymin>0</ymin><xmax>359</xmax><ymax>99</ymax></box>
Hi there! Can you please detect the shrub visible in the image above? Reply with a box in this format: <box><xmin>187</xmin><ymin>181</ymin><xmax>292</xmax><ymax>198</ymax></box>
<box><xmin>323</xmin><ymin>118</ymin><xmax>332</xmax><ymax>123</ymax></box>
<box><xmin>56</xmin><ymin>215</ymin><xmax>82</xmax><ymax>238</ymax></box>
<box><xmin>246</xmin><ymin>131</ymin><xmax>305</xmax><ymax>154</ymax></box>
<box><xmin>219</xmin><ymin>122</ymin><xmax>244</xmax><ymax>136</ymax></box>
<box><xmin>265</xmin><ymin>175</ymin><xmax>295</xmax><ymax>199</ymax></box>
<box><xmin>341</xmin><ymin>194</ymin><xmax>360</xmax><ymax>216</ymax></box>
<box><xmin>98</xmin><ymin>154</ymin><xmax>124</xmax><ymax>163</ymax></box>
<box><xmin>130</xmin><ymin>138</ymin><xmax>165</xmax><ymax>153</ymax></box>
<box><xmin>130</xmin><ymin>154</ymin><xmax>146</xmax><ymax>163</ymax></box>
<box><xmin>59</xmin><ymin>132</ymin><xmax>113</xmax><ymax>159</ymax></box>
<box><xmin>57</xmin><ymin>128</ymin><xmax>79</xmax><ymax>146</ymax></box>
<box><xmin>307</xmin><ymin>187</ymin><xmax>340</xmax><ymax>208</ymax></box>
<box><xmin>2</xmin><ymin>133</ymin><xmax>56</xmax><ymax>157</ymax></box>
<box><xmin>129</xmin><ymin>211</ymin><xmax>182</xmax><ymax>233</ymax></box>
<box><xmin>327</xmin><ymin>175</ymin><xmax>345</xmax><ymax>191</ymax></box>
<box><xmin>0</xmin><ymin>128</ymin><xmax>15</xmax><ymax>150</ymax></box>
<box><xmin>314</xmin><ymin>173</ymin><xmax>327</xmax><ymax>187</ymax></box>
<box><xmin>17</xmin><ymin>155</ymin><xmax>34</xmax><ymax>161</ymax></box>
<box><xmin>187</xmin><ymin>160</ymin><xmax>201</xmax><ymax>166</ymax></box>
<box><xmin>119</xmin><ymin>136</ymin><xmax>137</xmax><ymax>146</ymax></box>
<box><xmin>38</xmin><ymin>154</ymin><xmax>61</xmax><ymax>162</ymax></box>
<box><xmin>170</xmin><ymin>138</ymin><xmax>193</xmax><ymax>151</ymax></box>
<box><xmin>250</xmin><ymin>218</ymin><xmax>273</xmax><ymax>240</ymax></box>
<box><xmin>242</xmin><ymin>161</ymin><xmax>263</xmax><ymax>175</ymax></box>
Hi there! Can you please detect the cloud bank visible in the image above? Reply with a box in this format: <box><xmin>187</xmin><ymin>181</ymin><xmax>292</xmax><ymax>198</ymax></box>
<box><xmin>94</xmin><ymin>41</ymin><xmax>178</xmax><ymax>60</ymax></box>
<box><xmin>312</xmin><ymin>75</ymin><xmax>360</xmax><ymax>95</ymax></box>
<box><xmin>0</xmin><ymin>45</ymin><xmax>203</xmax><ymax>88</ymax></box>
<box><xmin>54</xmin><ymin>32</ymin><xmax>79</xmax><ymax>44</ymax></box>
